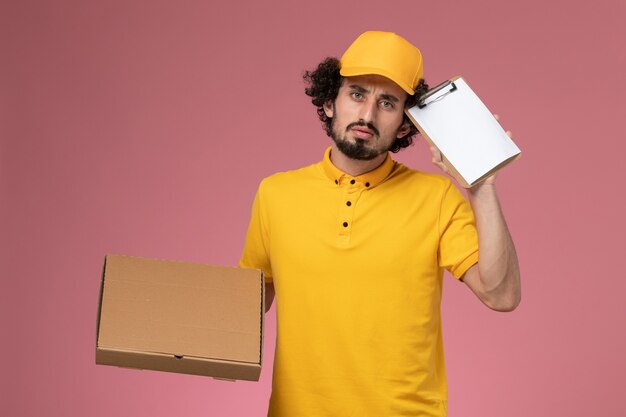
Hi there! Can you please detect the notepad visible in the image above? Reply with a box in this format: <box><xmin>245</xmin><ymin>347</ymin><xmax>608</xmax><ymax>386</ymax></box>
<box><xmin>406</xmin><ymin>77</ymin><xmax>521</xmax><ymax>188</ymax></box>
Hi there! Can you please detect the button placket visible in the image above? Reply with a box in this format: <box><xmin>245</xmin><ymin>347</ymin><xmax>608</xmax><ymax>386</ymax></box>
<box><xmin>337</xmin><ymin>182</ymin><xmax>363</xmax><ymax>242</ymax></box>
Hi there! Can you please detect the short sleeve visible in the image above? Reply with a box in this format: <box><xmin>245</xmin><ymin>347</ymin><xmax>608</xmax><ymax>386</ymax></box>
<box><xmin>438</xmin><ymin>182</ymin><xmax>479</xmax><ymax>279</ymax></box>
<box><xmin>239</xmin><ymin>182</ymin><xmax>273</xmax><ymax>283</ymax></box>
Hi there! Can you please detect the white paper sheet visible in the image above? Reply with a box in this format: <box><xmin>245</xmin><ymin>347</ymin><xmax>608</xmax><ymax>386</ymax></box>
<box><xmin>407</xmin><ymin>78</ymin><xmax>521</xmax><ymax>185</ymax></box>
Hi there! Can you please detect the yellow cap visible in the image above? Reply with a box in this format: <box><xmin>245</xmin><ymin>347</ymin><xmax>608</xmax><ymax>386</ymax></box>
<box><xmin>339</xmin><ymin>31</ymin><xmax>423</xmax><ymax>95</ymax></box>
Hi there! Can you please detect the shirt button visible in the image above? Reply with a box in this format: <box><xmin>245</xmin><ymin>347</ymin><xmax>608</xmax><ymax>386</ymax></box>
<box><xmin>343</xmin><ymin>222</ymin><xmax>348</xmax><ymax>227</ymax></box>
<box><xmin>346</xmin><ymin>201</ymin><xmax>352</xmax><ymax>206</ymax></box>
<box><xmin>335</xmin><ymin>179</ymin><xmax>339</xmax><ymax>184</ymax></box>
<box><xmin>365</xmin><ymin>182</ymin><xmax>370</xmax><ymax>187</ymax></box>
<box><xmin>350</xmin><ymin>179</ymin><xmax>356</xmax><ymax>184</ymax></box>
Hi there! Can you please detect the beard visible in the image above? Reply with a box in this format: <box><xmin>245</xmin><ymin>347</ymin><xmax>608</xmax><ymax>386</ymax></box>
<box><xmin>330</xmin><ymin>120</ymin><xmax>390</xmax><ymax>161</ymax></box>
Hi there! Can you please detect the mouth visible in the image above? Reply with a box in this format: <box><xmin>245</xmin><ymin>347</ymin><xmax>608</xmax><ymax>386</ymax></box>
<box><xmin>347</xmin><ymin>122</ymin><xmax>378</xmax><ymax>139</ymax></box>
<box><xmin>349</xmin><ymin>126</ymin><xmax>376</xmax><ymax>140</ymax></box>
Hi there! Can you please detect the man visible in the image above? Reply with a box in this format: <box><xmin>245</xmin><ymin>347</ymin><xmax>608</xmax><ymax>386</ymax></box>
<box><xmin>240</xmin><ymin>31</ymin><xmax>520</xmax><ymax>417</ymax></box>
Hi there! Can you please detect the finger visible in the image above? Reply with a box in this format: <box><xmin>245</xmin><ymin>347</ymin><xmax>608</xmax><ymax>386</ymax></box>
<box><xmin>438</xmin><ymin>163</ymin><xmax>449</xmax><ymax>173</ymax></box>
<box><xmin>493</xmin><ymin>113</ymin><xmax>500</xmax><ymax>122</ymax></box>
<box><xmin>429</xmin><ymin>146</ymin><xmax>442</xmax><ymax>161</ymax></box>
<box><xmin>431</xmin><ymin>157</ymin><xmax>447</xmax><ymax>171</ymax></box>
<box><xmin>506</xmin><ymin>130</ymin><xmax>513</xmax><ymax>138</ymax></box>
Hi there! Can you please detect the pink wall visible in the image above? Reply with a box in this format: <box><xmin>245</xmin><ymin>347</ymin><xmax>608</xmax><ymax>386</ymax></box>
<box><xmin>2</xmin><ymin>0</ymin><xmax>625</xmax><ymax>415</ymax></box>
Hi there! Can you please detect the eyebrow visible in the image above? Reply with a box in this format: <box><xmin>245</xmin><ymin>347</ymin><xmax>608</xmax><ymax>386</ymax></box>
<box><xmin>379</xmin><ymin>93</ymin><xmax>400</xmax><ymax>103</ymax></box>
<box><xmin>348</xmin><ymin>84</ymin><xmax>400</xmax><ymax>103</ymax></box>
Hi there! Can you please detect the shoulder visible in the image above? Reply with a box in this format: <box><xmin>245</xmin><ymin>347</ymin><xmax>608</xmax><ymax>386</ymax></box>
<box><xmin>387</xmin><ymin>162</ymin><xmax>469</xmax><ymax>211</ymax></box>
<box><xmin>257</xmin><ymin>161</ymin><xmax>324</xmax><ymax>194</ymax></box>
<box><xmin>388</xmin><ymin>162</ymin><xmax>455</xmax><ymax>193</ymax></box>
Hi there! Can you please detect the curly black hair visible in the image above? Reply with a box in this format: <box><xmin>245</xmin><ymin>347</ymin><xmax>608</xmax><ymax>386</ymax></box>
<box><xmin>303</xmin><ymin>57</ymin><xmax>429</xmax><ymax>153</ymax></box>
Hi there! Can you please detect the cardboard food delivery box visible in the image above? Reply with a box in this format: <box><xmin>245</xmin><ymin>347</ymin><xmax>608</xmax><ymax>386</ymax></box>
<box><xmin>96</xmin><ymin>254</ymin><xmax>265</xmax><ymax>381</ymax></box>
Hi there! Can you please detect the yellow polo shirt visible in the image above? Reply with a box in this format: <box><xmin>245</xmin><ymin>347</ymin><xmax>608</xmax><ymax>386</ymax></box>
<box><xmin>240</xmin><ymin>147</ymin><xmax>478</xmax><ymax>417</ymax></box>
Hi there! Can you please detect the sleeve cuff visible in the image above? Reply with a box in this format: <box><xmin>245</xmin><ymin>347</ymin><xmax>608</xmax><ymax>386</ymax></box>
<box><xmin>451</xmin><ymin>251</ymin><xmax>479</xmax><ymax>280</ymax></box>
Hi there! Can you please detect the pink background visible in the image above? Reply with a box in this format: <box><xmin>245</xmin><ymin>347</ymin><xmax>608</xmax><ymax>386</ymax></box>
<box><xmin>2</xmin><ymin>0</ymin><xmax>625</xmax><ymax>416</ymax></box>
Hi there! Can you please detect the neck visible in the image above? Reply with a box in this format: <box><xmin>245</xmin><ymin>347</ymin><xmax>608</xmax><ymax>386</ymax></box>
<box><xmin>329</xmin><ymin>143</ymin><xmax>387</xmax><ymax>177</ymax></box>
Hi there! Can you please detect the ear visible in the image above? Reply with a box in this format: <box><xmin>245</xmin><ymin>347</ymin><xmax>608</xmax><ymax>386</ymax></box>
<box><xmin>396</xmin><ymin>120</ymin><xmax>412</xmax><ymax>138</ymax></box>
<box><xmin>323</xmin><ymin>101</ymin><xmax>334</xmax><ymax>118</ymax></box>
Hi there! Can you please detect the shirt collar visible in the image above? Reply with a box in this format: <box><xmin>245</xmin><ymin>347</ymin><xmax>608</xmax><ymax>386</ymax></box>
<box><xmin>321</xmin><ymin>146</ymin><xmax>395</xmax><ymax>190</ymax></box>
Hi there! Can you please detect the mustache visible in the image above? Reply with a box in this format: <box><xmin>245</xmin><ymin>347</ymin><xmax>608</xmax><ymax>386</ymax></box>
<box><xmin>346</xmin><ymin>121</ymin><xmax>379</xmax><ymax>137</ymax></box>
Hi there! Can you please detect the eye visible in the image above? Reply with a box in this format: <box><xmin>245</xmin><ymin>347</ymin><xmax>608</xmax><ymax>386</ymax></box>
<box><xmin>351</xmin><ymin>91</ymin><xmax>363</xmax><ymax>100</ymax></box>
<box><xmin>380</xmin><ymin>100</ymin><xmax>394</xmax><ymax>109</ymax></box>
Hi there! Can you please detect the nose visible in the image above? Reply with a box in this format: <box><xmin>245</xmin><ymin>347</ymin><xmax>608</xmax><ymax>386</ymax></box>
<box><xmin>358</xmin><ymin>99</ymin><xmax>377</xmax><ymax>123</ymax></box>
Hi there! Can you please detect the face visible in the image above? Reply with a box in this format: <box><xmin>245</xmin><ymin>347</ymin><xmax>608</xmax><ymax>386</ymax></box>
<box><xmin>323</xmin><ymin>74</ymin><xmax>411</xmax><ymax>161</ymax></box>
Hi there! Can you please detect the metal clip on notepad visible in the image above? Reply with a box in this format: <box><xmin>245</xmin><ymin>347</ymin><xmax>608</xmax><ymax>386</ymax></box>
<box><xmin>417</xmin><ymin>80</ymin><xmax>458</xmax><ymax>108</ymax></box>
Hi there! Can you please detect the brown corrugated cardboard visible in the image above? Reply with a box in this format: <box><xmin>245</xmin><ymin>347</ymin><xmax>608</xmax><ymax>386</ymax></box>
<box><xmin>96</xmin><ymin>254</ymin><xmax>264</xmax><ymax>381</ymax></box>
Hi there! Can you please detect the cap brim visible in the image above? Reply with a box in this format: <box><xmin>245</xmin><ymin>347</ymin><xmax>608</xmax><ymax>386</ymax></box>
<box><xmin>340</xmin><ymin>66</ymin><xmax>415</xmax><ymax>95</ymax></box>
